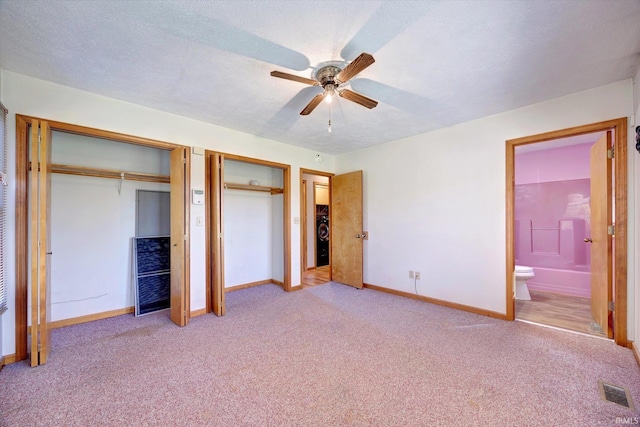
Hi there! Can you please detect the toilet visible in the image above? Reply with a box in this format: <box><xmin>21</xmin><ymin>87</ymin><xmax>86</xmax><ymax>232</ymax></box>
<box><xmin>514</xmin><ymin>265</ymin><xmax>535</xmax><ymax>300</ymax></box>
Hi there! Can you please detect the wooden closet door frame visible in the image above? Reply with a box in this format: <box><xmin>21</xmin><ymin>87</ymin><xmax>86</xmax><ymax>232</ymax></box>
<box><xmin>205</xmin><ymin>151</ymin><xmax>291</xmax><ymax>315</ymax></box>
<box><xmin>14</xmin><ymin>115</ymin><xmax>191</xmax><ymax>362</ymax></box>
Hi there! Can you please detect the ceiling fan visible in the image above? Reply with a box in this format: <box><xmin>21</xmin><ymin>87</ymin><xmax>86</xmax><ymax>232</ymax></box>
<box><xmin>270</xmin><ymin>52</ymin><xmax>378</xmax><ymax>115</ymax></box>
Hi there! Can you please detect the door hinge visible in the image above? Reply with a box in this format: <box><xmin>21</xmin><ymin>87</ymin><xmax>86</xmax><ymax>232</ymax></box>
<box><xmin>607</xmin><ymin>147</ymin><xmax>614</xmax><ymax>159</ymax></box>
<box><xmin>608</xmin><ymin>301</ymin><xmax>615</xmax><ymax>311</ymax></box>
<box><xmin>184</xmin><ymin>234</ymin><xmax>188</xmax><ymax>241</ymax></box>
<box><xmin>607</xmin><ymin>224</ymin><xmax>615</xmax><ymax>236</ymax></box>
<box><xmin>219</xmin><ymin>232</ymin><xmax>223</xmax><ymax>239</ymax></box>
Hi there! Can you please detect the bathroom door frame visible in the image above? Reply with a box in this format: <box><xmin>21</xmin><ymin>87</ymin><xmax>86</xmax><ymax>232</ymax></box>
<box><xmin>505</xmin><ymin>117</ymin><xmax>628</xmax><ymax>347</ymax></box>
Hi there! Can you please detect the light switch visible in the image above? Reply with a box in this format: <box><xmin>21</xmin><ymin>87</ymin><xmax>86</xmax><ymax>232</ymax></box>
<box><xmin>294</xmin><ymin>217</ymin><xmax>300</xmax><ymax>225</ymax></box>
<box><xmin>196</xmin><ymin>216</ymin><xmax>203</xmax><ymax>226</ymax></box>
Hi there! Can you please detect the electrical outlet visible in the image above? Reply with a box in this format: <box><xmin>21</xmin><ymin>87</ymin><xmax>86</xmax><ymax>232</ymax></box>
<box><xmin>415</xmin><ymin>271</ymin><xmax>421</xmax><ymax>280</ymax></box>
<box><xmin>409</xmin><ymin>270</ymin><xmax>414</xmax><ymax>279</ymax></box>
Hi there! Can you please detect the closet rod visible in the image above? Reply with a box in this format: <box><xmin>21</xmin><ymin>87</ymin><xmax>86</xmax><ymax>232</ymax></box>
<box><xmin>224</xmin><ymin>182</ymin><xmax>284</xmax><ymax>195</ymax></box>
<box><xmin>51</xmin><ymin>163</ymin><xmax>170</xmax><ymax>183</ymax></box>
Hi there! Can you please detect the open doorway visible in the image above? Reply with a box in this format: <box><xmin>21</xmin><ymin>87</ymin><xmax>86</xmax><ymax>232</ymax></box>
<box><xmin>512</xmin><ymin>131</ymin><xmax>609</xmax><ymax>338</ymax></box>
<box><xmin>300</xmin><ymin>169</ymin><xmax>333</xmax><ymax>288</ymax></box>
<box><xmin>505</xmin><ymin>118</ymin><xmax>628</xmax><ymax>347</ymax></box>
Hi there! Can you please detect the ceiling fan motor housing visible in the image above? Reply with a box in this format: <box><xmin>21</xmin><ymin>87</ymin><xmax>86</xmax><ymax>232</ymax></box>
<box><xmin>316</xmin><ymin>65</ymin><xmax>342</xmax><ymax>87</ymax></box>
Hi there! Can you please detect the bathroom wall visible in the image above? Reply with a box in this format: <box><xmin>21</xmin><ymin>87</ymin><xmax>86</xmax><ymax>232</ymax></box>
<box><xmin>515</xmin><ymin>142</ymin><xmax>595</xmax><ymax>297</ymax></box>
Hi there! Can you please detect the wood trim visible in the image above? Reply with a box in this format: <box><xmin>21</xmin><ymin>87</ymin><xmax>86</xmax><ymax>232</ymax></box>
<box><xmin>190</xmin><ymin>308</ymin><xmax>207</xmax><ymax>318</ymax></box>
<box><xmin>505</xmin><ymin>139</ymin><xmax>515</xmax><ymax>321</ymax></box>
<box><xmin>204</xmin><ymin>152</ymin><xmax>212</xmax><ymax>314</ymax></box>
<box><xmin>15</xmin><ymin>116</ymin><xmax>29</xmax><ymax>362</ymax></box>
<box><xmin>290</xmin><ymin>285</ymin><xmax>303</xmax><ymax>292</ymax></box>
<box><xmin>613</xmin><ymin>120</ymin><xmax>627</xmax><ymax>347</ymax></box>
<box><xmin>1</xmin><ymin>354</ymin><xmax>17</xmax><ymax>367</ymax></box>
<box><xmin>505</xmin><ymin>118</ymin><xmax>628</xmax><ymax>146</ymax></box>
<box><xmin>218</xmin><ymin>152</ymin><xmax>290</xmax><ymax>170</ymax></box>
<box><xmin>212</xmin><ymin>153</ymin><xmax>225</xmax><ymax>316</ymax></box>
<box><xmin>49</xmin><ymin>307</ymin><xmax>133</xmax><ymax>330</ymax></box>
<box><xmin>364</xmin><ymin>283</ymin><xmax>507</xmax><ymax>320</ymax></box>
<box><xmin>28</xmin><ymin>307</ymin><xmax>134</xmax><ymax>334</ymax></box>
<box><xmin>283</xmin><ymin>165</ymin><xmax>291</xmax><ymax>292</ymax></box>
<box><xmin>15</xmin><ymin>115</ymin><xmax>181</xmax><ymax>150</ymax></box>
<box><xmin>184</xmin><ymin>149</ymin><xmax>192</xmax><ymax>323</ymax></box>
<box><xmin>224</xmin><ymin>182</ymin><xmax>283</xmax><ymax>194</ymax></box>
<box><xmin>225</xmin><ymin>279</ymin><xmax>272</xmax><ymax>293</ymax></box>
<box><xmin>505</xmin><ymin>117</ymin><xmax>628</xmax><ymax>347</ymax></box>
<box><xmin>301</xmin><ymin>179</ymin><xmax>307</xmax><ymax>274</ymax></box>
<box><xmin>272</xmin><ymin>279</ymin><xmax>284</xmax><ymax>287</ymax></box>
<box><xmin>632</xmin><ymin>341</ymin><xmax>640</xmax><ymax>368</ymax></box>
<box><xmin>52</xmin><ymin>163</ymin><xmax>170</xmax><ymax>183</ymax></box>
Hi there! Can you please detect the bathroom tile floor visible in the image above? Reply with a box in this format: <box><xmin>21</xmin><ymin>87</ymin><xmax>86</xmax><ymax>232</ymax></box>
<box><xmin>516</xmin><ymin>290</ymin><xmax>607</xmax><ymax>338</ymax></box>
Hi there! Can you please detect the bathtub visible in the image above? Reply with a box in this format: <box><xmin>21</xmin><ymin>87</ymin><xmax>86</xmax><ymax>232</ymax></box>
<box><xmin>526</xmin><ymin>267</ymin><xmax>591</xmax><ymax>298</ymax></box>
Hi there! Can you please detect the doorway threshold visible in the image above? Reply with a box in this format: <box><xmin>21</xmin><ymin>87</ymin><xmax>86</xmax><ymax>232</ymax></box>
<box><xmin>515</xmin><ymin>318</ymin><xmax>612</xmax><ymax>341</ymax></box>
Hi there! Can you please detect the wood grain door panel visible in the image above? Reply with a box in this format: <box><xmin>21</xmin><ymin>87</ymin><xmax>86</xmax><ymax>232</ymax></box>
<box><xmin>331</xmin><ymin>171</ymin><xmax>363</xmax><ymax>289</ymax></box>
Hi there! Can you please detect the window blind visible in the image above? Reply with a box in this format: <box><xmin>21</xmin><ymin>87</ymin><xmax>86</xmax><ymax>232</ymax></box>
<box><xmin>0</xmin><ymin>102</ymin><xmax>7</xmax><ymax>315</ymax></box>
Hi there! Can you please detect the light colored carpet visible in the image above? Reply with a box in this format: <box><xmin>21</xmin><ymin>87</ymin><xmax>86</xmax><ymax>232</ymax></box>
<box><xmin>1</xmin><ymin>282</ymin><xmax>638</xmax><ymax>426</ymax></box>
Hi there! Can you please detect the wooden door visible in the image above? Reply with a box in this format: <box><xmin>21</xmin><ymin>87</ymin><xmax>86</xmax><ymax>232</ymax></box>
<box><xmin>29</xmin><ymin>120</ymin><xmax>52</xmax><ymax>366</ymax></box>
<box><xmin>211</xmin><ymin>153</ymin><xmax>225</xmax><ymax>316</ymax></box>
<box><xmin>331</xmin><ymin>171</ymin><xmax>364</xmax><ymax>289</ymax></box>
<box><xmin>589</xmin><ymin>132</ymin><xmax>613</xmax><ymax>338</ymax></box>
<box><xmin>170</xmin><ymin>147</ymin><xmax>189</xmax><ymax>326</ymax></box>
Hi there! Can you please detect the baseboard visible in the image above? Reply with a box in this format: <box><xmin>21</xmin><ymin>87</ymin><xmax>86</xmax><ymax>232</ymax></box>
<box><xmin>1</xmin><ymin>353</ymin><xmax>17</xmax><ymax>367</ymax></box>
<box><xmin>190</xmin><ymin>308</ymin><xmax>207</xmax><ymax>318</ymax></box>
<box><xmin>290</xmin><ymin>285</ymin><xmax>303</xmax><ymax>292</ymax></box>
<box><xmin>225</xmin><ymin>279</ymin><xmax>273</xmax><ymax>293</ymax></box>
<box><xmin>271</xmin><ymin>279</ymin><xmax>284</xmax><ymax>287</ymax></box>
<box><xmin>363</xmin><ymin>283</ymin><xmax>507</xmax><ymax>320</ymax></box>
<box><xmin>632</xmin><ymin>341</ymin><xmax>640</xmax><ymax>368</ymax></box>
<box><xmin>28</xmin><ymin>307</ymin><xmax>135</xmax><ymax>334</ymax></box>
<box><xmin>52</xmin><ymin>306</ymin><xmax>135</xmax><ymax>329</ymax></box>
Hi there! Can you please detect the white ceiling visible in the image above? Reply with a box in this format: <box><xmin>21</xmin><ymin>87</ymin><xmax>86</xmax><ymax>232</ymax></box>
<box><xmin>1</xmin><ymin>0</ymin><xmax>639</xmax><ymax>155</ymax></box>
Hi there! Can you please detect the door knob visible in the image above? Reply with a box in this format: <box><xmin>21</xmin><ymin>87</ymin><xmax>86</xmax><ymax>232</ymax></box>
<box><xmin>584</xmin><ymin>238</ymin><xmax>593</xmax><ymax>243</ymax></box>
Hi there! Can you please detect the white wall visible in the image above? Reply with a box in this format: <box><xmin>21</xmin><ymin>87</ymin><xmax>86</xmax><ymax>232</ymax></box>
<box><xmin>336</xmin><ymin>80</ymin><xmax>636</xmax><ymax>332</ymax></box>
<box><xmin>1</xmin><ymin>70</ymin><xmax>335</xmax><ymax>357</ymax></box>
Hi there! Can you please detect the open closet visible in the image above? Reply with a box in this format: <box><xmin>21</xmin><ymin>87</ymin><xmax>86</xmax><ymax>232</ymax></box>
<box><xmin>15</xmin><ymin>117</ymin><xmax>190</xmax><ymax>366</ymax></box>
<box><xmin>206</xmin><ymin>152</ymin><xmax>291</xmax><ymax>316</ymax></box>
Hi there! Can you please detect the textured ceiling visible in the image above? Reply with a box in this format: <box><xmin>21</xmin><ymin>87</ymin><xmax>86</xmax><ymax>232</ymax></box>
<box><xmin>1</xmin><ymin>0</ymin><xmax>639</xmax><ymax>155</ymax></box>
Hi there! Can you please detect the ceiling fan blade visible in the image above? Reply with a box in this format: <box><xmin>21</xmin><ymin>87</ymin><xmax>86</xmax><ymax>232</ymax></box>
<box><xmin>338</xmin><ymin>89</ymin><xmax>378</xmax><ymax>109</ymax></box>
<box><xmin>270</xmin><ymin>71</ymin><xmax>318</xmax><ymax>86</ymax></box>
<box><xmin>300</xmin><ymin>94</ymin><xmax>325</xmax><ymax>115</ymax></box>
<box><xmin>336</xmin><ymin>52</ymin><xmax>375</xmax><ymax>83</ymax></box>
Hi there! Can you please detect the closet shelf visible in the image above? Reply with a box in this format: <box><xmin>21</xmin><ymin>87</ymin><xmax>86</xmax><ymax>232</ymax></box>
<box><xmin>224</xmin><ymin>182</ymin><xmax>283</xmax><ymax>195</ymax></box>
<box><xmin>51</xmin><ymin>163</ymin><xmax>170</xmax><ymax>183</ymax></box>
